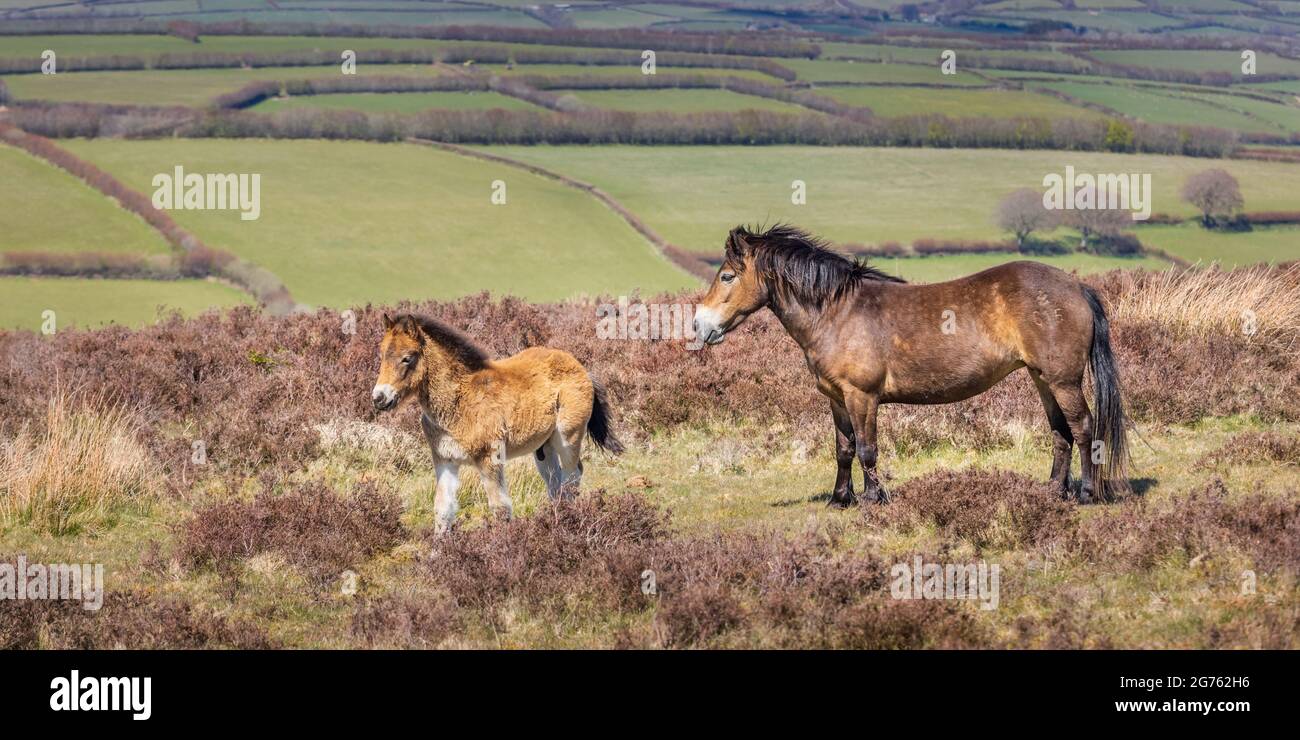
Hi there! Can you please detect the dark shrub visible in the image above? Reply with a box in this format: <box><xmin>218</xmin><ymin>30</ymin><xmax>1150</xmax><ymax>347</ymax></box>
<box><xmin>0</xmin><ymin>586</ymin><xmax>273</xmax><ymax>649</ymax></box>
<box><xmin>176</xmin><ymin>479</ymin><xmax>406</xmax><ymax>584</ymax></box>
<box><xmin>864</xmin><ymin>468</ymin><xmax>1077</xmax><ymax>550</ymax></box>
<box><xmin>1066</xmin><ymin>479</ymin><xmax>1300</xmax><ymax>572</ymax></box>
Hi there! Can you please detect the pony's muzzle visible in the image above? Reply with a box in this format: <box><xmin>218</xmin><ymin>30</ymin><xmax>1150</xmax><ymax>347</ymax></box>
<box><xmin>693</xmin><ymin>309</ymin><xmax>727</xmax><ymax>345</ymax></box>
<box><xmin>371</xmin><ymin>384</ymin><xmax>398</xmax><ymax>412</ymax></box>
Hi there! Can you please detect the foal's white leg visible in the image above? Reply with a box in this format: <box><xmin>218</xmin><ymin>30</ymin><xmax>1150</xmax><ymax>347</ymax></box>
<box><xmin>534</xmin><ymin>440</ymin><xmax>564</xmax><ymax>500</ymax></box>
<box><xmin>477</xmin><ymin>458</ymin><xmax>513</xmax><ymax>520</ymax></box>
<box><xmin>551</xmin><ymin>431</ymin><xmax>584</xmax><ymax>500</ymax></box>
<box><xmin>433</xmin><ymin>463</ymin><xmax>461</xmax><ymax>535</ymax></box>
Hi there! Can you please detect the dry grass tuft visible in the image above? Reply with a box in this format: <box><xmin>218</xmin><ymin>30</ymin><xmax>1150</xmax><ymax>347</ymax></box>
<box><xmin>0</xmin><ymin>390</ymin><xmax>156</xmax><ymax>535</ymax></box>
<box><xmin>1109</xmin><ymin>262</ymin><xmax>1300</xmax><ymax>354</ymax></box>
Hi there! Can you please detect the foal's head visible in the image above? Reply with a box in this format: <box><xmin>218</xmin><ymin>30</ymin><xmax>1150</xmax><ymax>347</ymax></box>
<box><xmin>372</xmin><ymin>313</ymin><xmax>491</xmax><ymax>412</ymax></box>
<box><xmin>372</xmin><ymin>313</ymin><xmax>426</xmax><ymax>412</ymax></box>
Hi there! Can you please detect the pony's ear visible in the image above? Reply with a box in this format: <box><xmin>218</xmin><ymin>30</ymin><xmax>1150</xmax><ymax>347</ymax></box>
<box><xmin>725</xmin><ymin>227</ymin><xmax>749</xmax><ymax>263</ymax></box>
<box><xmin>382</xmin><ymin>312</ymin><xmax>395</xmax><ymax>330</ymax></box>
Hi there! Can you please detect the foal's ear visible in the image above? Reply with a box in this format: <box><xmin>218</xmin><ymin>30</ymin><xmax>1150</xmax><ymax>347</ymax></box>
<box><xmin>382</xmin><ymin>312</ymin><xmax>395</xmax><ymax>330</ymax></box>
<box><xmin>396</xmin><ymin>315</ymin><xmax>423</xmax><ymax>342</ymax></box>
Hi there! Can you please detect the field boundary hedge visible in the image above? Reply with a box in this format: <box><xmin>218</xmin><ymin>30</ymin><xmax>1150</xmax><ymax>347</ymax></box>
<box><xmin>0</xmin><ymin>46</ymin><xmax>798</xmax><ymax>82</ymax></box>
<box><xmin>0</xmin><ymin>124</ymin><xmax>300</xmax><ymax>314</ymax></box>
<box><xmin>0</xmin><ymin>20</ymin><xmax>820</xmax><ymax>58</ymax></box>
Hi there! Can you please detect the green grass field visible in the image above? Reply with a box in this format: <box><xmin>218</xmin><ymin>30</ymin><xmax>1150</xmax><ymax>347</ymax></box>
<box><xmin>0</xmin><ymin>144</ymin><xmax>170</xmax><ymax>255</ymax></box>
<box><xmin>821</xmin><ymin>86</ymin><xmax>1104</xmax><ymax>119</ymax></box>
<box><xmin>1088</xmin><ymin>49</ymin><xmax>1300</xmax><ymax>78</ymax></box>
<box><xmin>875</xmin><ymin>251</ymin><xmax>1168</xmax><ymax>282</ymax></box>
<box><xmin>783</xmin><ymin>58</ymin><xmax>990</xmax><ymax>86</ymax></box>
<box><xmin>1136</xmin><ymin>224</ymin><xmax>1300</xmax><ymax>267</ymax></box>
<box><xmin>0</xmin><ymin>276</ymin><xmax>252</xmax><ymax>331</ymax></box>
<box><xmin>482</xmin><ymin>145</ymin><xmax>1300</xmax><ymax>261</ymax></box>
<box><xmin>60</xmin><ymin>139</ymin><xmax>698</xmax><ymax>307</ymax></box>
<box><xmin>2</xmin><ymin>65</ymin><xmax>454</xmax><ymax>106</ymax></box>
<box><xmin>253</xmin><ymin>90</ymin><xmax>543</xmax><ymax>113</ymax></box>
<box><xmin>1031</xmin><ymin>81</ymin><xmax>1284</xmax><ymax>135</ymax></box>
<box><xmin>475</xmin><ymin>63</ymin><xmax>781</xmax><ymax>82</ymax></box>
<box><xmin>558</xmin><ymin>88</ymin><xmax>808</xmax><ymax>113</ymax></box>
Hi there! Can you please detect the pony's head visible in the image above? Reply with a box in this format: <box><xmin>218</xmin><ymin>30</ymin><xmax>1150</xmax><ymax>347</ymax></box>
<box><xmin>693</xmin><ymin>226</ymin><xmax>771</xmax><ymax>345</ymax></box>
<box><xmin>372</xmin><ymin>313</ymin><xmax>426</xmax><ymax>412</ymax></box>
<box><xmin>694</xmin><ymin>224</ymin><xmax>904</xmax><ymax>345</ymax></box>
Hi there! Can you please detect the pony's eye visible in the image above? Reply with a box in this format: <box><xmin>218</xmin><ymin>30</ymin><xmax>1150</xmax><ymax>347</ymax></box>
<box><xmin>401</xmin><ymin>354</ymin><xmax>415</xmax><ymax>365</ymax></box>
<box><xmin>721</xmin><ymin>273</ymin><xmax>736</xmax><ymax>284</ymax></box>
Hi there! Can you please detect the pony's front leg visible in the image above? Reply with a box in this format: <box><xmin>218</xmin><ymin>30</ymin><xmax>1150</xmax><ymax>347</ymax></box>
<box><xmin>846</xmin><ymin>391</ymin><xmax>889</xmax><ymax>504</ymax></box>
<box><xmin>476</xmin><ymin>453</ymin><xmax>514</xmax><ymax>521</ymax></box>
<box><xmin>830</xmin><ymin>402</ymin><xmax>857</xmax><ymax>507</ymax></box>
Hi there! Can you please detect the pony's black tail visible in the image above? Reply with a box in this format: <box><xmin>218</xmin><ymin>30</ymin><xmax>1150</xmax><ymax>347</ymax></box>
<box><xmin>587</xmin><ymin>376</ymin><xmax>624</xmax><ymax>455</ymax></box>
<box><xmin>1083</xmin><ymin>285</ymin><xmax>1130</xmax><ymax>501</ymax></box>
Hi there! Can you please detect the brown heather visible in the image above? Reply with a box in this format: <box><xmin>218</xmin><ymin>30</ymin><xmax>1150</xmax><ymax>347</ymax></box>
<box><xmin>863</xmin><ymin>468</ymin><xmax>1077</xmax><ymax>551</ymax></box>
<box><xmin>383</xmin><ymin>490</ymin><xmax>990</xmax><ymax>648</ymax></box>
<box><xmin>1065</xmin><ymin>479</ymin><xmax>1300</xmax><ymax>573</ymax></box>
<box><xmin>1</xmin><ymin>265</ymin><xmax>1297</xmax><ymax>488</ymax></box>
<box><xmin>176</xmin><ymin>479</ymin><xmax>406</xmax><ymax>584</ymax></box>
<box><xmin>0</xmin><ymin>585</ymin><xmax>274</xmax><ymax>649</ymax></box>
<box><xmin>1200</xmin><ymin>431</ymin><xmax>1300</xmax><ymax>470</ymax></box>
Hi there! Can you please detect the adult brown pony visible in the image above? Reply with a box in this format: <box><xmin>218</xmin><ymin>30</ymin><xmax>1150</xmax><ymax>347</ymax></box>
<box><xmin>693</xmin><ymin>225</ymin><xmax>1129</xmax><ymax>506</ymax></box>
<box><xmin>371</xmin><ymin>313</ymin><xmax>622</xmax><ymax>532</ymax></box>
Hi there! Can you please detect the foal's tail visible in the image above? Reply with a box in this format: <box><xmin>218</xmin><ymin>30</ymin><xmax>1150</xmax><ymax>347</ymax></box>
<box><xmin>1082</xmin><ymin>285</ymin><xmax>1130</xmax><ymax>501</ymax></box>
<box><xmin>587</xmin><ymin>375</ymin><xmax>625</xmax><ymax>455</ymax></box>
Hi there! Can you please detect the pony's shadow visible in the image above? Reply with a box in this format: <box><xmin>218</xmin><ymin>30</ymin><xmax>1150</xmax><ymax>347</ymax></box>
<box><xmin>770</xmin><ymin>491</ymin><xmax>833</xmax><ymax>508</ymax></box>
<box><xmin>1128</xmin><ymin>477</ymin><xmax>1158</xmax><ymax>497</ymax></box>
<box><xmin>772</xmin><ymin>478</ymin><xmax>1159</xmax><ymax>508</ymax></box>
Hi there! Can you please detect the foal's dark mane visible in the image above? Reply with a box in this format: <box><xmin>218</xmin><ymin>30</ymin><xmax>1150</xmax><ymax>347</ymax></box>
<box><xmin>729</xmin><ymin>224</ymin><xmax>904</xmax><ymax>308</ymax></box>
<box><xmin>397</xmin><ymin>314</ymin><xmax>491</xmax><ymax>370</ymax></box>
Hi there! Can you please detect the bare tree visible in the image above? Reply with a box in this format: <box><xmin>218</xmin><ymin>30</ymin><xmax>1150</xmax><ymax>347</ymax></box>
<box><xmin>1062</xmin><ymin>205</ymin><xmax>1130</xmax><ymax>250</ymax></box>
<box><xmin>1181</xmin><ymin>169</ymin><xmax>1244</xmax><ymax>227</ymax></box>
<box><xmin>996</xmin><ymin>188</ymin><xmax>1055</xmax><ymax>249</ymax></box>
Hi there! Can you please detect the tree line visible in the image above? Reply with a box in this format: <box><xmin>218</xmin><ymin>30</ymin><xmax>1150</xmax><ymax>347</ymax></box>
<box><xmin>0</xmin><ymin>19</ymin><xmax>821</xmax><ymax>58</ymax></box>
<box><xmin>6</xmin><ymin>98</ymin><xmax>1240</xmax><ymax>157</ymax></box>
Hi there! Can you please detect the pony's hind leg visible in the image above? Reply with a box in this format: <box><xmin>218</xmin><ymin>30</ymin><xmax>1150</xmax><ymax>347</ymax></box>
<box><xmin>829</xmin><ymin>402</ymin><xmax>857</xmax><ymax>507</ymax></box>
<box><xmin>1029</xmin><ymin>369</ymin><xmax>1074</xmax><ymax>498</ymax></box>
<box><xmin>1050</xmin><ymin>381</ymin><xmax>1096</xmax><ymax>505</ymax></box>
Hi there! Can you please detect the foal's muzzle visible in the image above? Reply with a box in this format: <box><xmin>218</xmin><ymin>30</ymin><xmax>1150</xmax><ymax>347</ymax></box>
<box><xmin>371</xmin><ymin>384</ymin><xmax>398</xmax><ymax>412</ymax></box>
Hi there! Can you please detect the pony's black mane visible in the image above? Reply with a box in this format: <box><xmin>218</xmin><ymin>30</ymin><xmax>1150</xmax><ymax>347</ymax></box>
<box><xmin>398</xmin><ymin>314</ymin><xmax>491</xmax><ymax>370</ymax></box>
<box><xmin>729</xmin><ymin>224</ymin><xmax>904</xmax><ymax>308</ymax></box>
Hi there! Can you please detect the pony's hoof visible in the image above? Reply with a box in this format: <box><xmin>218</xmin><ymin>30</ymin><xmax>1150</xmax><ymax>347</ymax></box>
<box><xmin>827</xmin><ymin>492</ymin><xmax>857</xmax><ymax>509</ymax></box>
